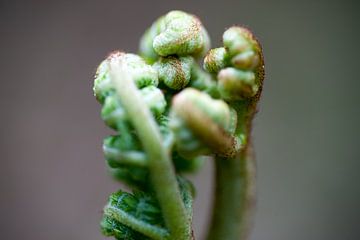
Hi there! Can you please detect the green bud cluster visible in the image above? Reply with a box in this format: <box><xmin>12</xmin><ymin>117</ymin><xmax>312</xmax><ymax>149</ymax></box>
<box><xmin>204</xmin><ymin>26</ymin><xmax>264</xmax><ymax>101</ymax></box>
<box><xmin>139</xmin><ymin>10</ymin><xmax>216</xmax><ymax>94</ymax></box>
<box><xmin>93</xmin><ymin>10</ymin><xmax>264</xmax><ymax>240</ymax></box>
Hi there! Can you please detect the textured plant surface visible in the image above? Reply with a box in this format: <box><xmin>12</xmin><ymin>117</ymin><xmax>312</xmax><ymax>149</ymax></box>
<box><xmin>93</xmin><ymin>10</ymin><xmax>264</xmax><ymax>240</ymax></box>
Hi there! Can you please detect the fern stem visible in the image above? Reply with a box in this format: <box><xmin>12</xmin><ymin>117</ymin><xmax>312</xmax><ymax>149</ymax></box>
<box><xmin>207</xmin><ymin>149</ymin><xmax>256</xmax><ymax>240</ymax></box>
<box><xmin>109</xmin><ymin>61</ymin><xmax>191</xmax><ymax>240</ymax></box>
<box><xmin>206</xmin><ymin>100</ymin><xmax>258</xmax><ymax>240</ymax></box>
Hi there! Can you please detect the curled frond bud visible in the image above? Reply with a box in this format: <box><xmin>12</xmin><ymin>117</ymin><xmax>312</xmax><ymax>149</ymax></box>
<box><xmin>170</xmin><ymin>88</ymin><xmax>238</xmax><ymax>158</ymax></box>
<box><xmin>154</xmin><ymin>56</ymin><xmax>193</xmax><ymax>90</ymax></box>
<box><xmin>140</xmin><ymin>10</ymin><xmax>210</xmax><ymax>59</ymax></box>
<box><xmin>222</xmin><ymin>26</ymin><xmax>263</xmax><ymax>76</ymax></box>
<box><xmin>202</xmin><ymin>26</ymin><xmax>264</xmax><ymax>101</ymax></box>
<box><xmin>217</xmin><ymin>67</ymin><xmax>258</xmax><ymax>100</ymax></box>
<box><xmin>94</xmin><ymin>52</ymin><xmax>158</xmax><ymax>103</ymax></box>
<box><xmin>203</xmin><ymin>47</ymin><xmax>229</xmax><ymax>74</ymax></box>
<box><xmin>153</xmin><ymin>10</ymin><xmax>210</xmax><ymax>56</ymax></box>
<box><xmin>173</xmin><ymin>88</ymin><xmax>235</xmax><ymax>131</ymax></box>
<box><xmin>223</xmin><ymin>26</ymin><xmax>260</xmax><ymax>56</ymax></box>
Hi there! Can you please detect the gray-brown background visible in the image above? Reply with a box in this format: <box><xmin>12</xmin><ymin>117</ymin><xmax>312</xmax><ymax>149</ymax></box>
<box><xmin>1</xmin><ymin>0</ymin><xmax>359</xmax><ymax>239</ymax></box>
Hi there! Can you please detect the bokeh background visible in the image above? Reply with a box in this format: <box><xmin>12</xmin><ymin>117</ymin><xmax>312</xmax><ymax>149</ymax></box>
<box><xmin>1</xmin><ymin>0</ymin><xmax>360</xmax><ymax>239</ymax></box>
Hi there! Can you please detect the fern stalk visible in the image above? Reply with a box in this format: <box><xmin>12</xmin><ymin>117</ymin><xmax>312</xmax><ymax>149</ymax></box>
<box><xmin>109</xmin><ymin>61</ymin><xmax>190</xmax><ymax>239</ymax></box>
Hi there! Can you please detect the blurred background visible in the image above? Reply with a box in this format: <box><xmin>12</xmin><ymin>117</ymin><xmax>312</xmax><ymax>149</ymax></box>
<box><xmin>1</xmin><ymin>0</ymin><xmax>360</xmax><ymax>239</ymax></box>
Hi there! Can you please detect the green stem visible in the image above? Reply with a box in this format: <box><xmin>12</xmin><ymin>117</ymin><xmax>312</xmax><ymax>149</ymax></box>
<box><xmin>207</xmin><ymin>148</ymin><xmax>256</xmax><ymax>240</ymax></box>
<box><xmin>109</xmin><ymin>61</ymin><xmax>191</xmax><ymax>240</ymax></box>
<box><xmin>206</xmin><ymin>101</ymin><xmax>258</xmax><ymax>240</ymax></box>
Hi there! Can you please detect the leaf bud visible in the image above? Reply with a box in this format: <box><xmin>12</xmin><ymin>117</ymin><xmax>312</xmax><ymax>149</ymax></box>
<box><xmin>154</xmin><ymin>56</ymin><xmax>193</xmax><ymax>90</ymax></box>
<box><xmin>153</xmin><ymin>11</ymin><xmax>210</xmax><ymax>57</ymax></box>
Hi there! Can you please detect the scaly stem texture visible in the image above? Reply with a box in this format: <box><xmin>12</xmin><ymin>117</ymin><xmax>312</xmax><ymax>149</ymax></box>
<box><xmin>109</xmin><ymin>61</ymin><xmax>190</xmax><ymax>240</ymax></box>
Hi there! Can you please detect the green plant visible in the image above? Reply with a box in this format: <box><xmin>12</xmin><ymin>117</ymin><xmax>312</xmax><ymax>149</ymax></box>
<box><xmin>93</xmin><ymin>10</ymin><xmax>264</xmax><ymax>240</ymax></box>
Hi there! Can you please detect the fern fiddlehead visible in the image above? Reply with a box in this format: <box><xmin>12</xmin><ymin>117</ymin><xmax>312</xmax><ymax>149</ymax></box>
<box><xmin>93</xmin><ymin>11</ymin><xmax>264</xmax><ymax>240</ymax></box>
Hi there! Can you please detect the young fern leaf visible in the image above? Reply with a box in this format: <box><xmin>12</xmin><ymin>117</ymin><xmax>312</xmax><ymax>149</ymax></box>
<box><xmin>101</xmin><ymin>177</ymin><xmax>194</xmax><ymax>240</ymax></box>
<box><xmin>101</xmin><ymin>190</ymin><xmax>167</xmax><ymax>240</ymax></box>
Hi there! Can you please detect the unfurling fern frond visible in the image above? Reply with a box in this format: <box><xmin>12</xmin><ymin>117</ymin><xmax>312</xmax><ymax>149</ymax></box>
<box><xmin>93</xmin><ymin>9</ymin><xmax>264</xmax><ymax>240</ymax></box>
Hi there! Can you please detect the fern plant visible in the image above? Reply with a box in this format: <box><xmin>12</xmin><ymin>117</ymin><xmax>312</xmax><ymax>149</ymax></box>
<box><xmin>93</xmin><ymin>10</ymin><xmax>264</xmax><ymax>240</ymax></box>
